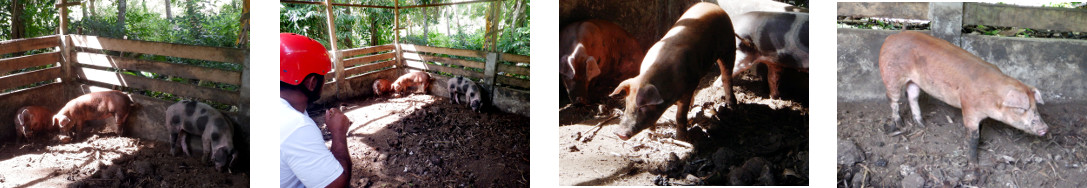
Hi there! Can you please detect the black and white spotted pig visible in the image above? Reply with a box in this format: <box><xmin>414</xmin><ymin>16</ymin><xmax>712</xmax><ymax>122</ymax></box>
<box><xmin>447</xmin><ymin>76</ymin><xmax>484</xmax><ymax>112</ymax></box>
<box><xmin>731</xmin><ymin>11</ymin><xmax>809</xmax><ymax>98</ymax></box>
<box><xmin>164</xmin><ymin>100</ymin><xmax>237</xmax><ymax>172</ymax></box>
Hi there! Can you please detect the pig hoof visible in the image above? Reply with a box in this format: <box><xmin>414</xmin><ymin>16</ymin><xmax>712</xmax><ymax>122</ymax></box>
<box><xmin>882</xmin><ymin>122</ymin><xmax>899</xmax><ymax>134</ymax></box>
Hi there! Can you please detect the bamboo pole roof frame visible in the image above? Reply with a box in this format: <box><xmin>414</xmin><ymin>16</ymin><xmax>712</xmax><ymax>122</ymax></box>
<box><xmin>280</xmin><ymin>0</ymin><xmax>502</xmax><ymax>9</ymax></box>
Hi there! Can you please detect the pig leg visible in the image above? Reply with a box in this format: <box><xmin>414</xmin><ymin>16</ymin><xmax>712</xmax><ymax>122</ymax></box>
<box><xmin>882</xmin><ymin>79</ymin><xmax>906</xmax><ymax>133</ymax></box>
<box><xmin>180</xmin><ymin>132</ymin><xmax>193</xmax><ymax>156</ymax></box>
<box><xmin>169</xmin><ymin>130</ymin><xmax>179</xmax><ymax>156</ymax></box>
<box><xmin>906</xmin><ymin>83</ymin><xmax>925</xmax><ymax>127</ymax></box>
<box><xmin>767</xmin><ymin>63</ymin><xmax>784</xmax><ymax>99</ymax></box>
<box><xmin>716</xmin><ymin>58</ymin><xmax>736</xmax><ymax>106</ymax></box>
<box><xmin>674</xmin><ymin>94</ymin><xmax>694</xmax><ymax>140</ymax></box>
<box><xmin>961</xmin><ymin>110</ymin><xmax>984</xmax><ymax>163</ymax></box>
<box><xmin>115</xmin><ymin>111</ymin><xmax>128</xmax><ymax>135</ymax></box>
<box><xmin>202</xmin><ymin>135</ymin><xmax>213</xmax><ymax>163</ymax></box>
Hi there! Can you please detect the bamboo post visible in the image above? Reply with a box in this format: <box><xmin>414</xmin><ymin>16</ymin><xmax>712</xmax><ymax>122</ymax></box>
<box><xmin>323</xmin><ymin>0</ymin><xmax>346</xmax><ymax>99</ymax></box>
<box><xmin>394</xmin><ymin>0</ymin><xmax>403</xmax><ymax>74</ymax></box>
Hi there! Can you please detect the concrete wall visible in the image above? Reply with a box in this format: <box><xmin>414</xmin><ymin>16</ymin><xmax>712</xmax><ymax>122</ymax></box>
<box><xmin>559</xmin><ymin>0</ymin><xmax>796</xmax><ymax>49</ymax></box>
<box><xmin>0</xmin><ymin>83</ymin><xmax>71</xmax><ymax>141</ymax></box>
<box><xmin>836</xmin><ymin>29</ymin><xmax>1087</xmax><ymax>102</ymax></box>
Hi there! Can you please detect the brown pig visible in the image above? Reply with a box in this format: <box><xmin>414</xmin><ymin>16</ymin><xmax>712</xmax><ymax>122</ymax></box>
<box><xmin>879</xmin><ymin>31</ymin><xmax>1048</xmax><ymax>162</ymax></box>
<box><xmin>53</xmin><ymin>90</ymin><xmax>134</xmax><ymax>136</ymax></box>
<box><xmin>559</xmin><ymin>19</ymin><xmax>645</xmax><ymax>105</ymax></box>
<box><xmin>15</xmin><ymin>106</ymin><xmax>54</xmax><ymax>141</ymax></box>
<box><xmin>609</xmin><ymin>2</ymin><xmax>736</xmax><ymax>140</ymax></box>
<box><xmin>372</xmin><ymin>78</ymin><xmax>392</xmax><ymax>96</ymax></box>
<box><xmin>731</xmin><ymin>11</ymin><xmax>809</xmax><ymax>98</ymax></box>
<box><xmin>392</xmin><ymin>72</ymin><xmax>432</xmax><ymax>95</ymax></box>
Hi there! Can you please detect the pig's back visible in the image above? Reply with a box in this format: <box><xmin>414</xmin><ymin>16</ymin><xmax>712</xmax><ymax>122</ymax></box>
<box><xmin>641</xmin><ymin>3</ymin><xmax>734</xmax><ymax>81</ymax></box>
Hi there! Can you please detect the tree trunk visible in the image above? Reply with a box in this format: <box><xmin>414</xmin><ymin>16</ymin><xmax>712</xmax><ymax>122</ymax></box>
<box><xmin>165</xmin><ymin>0</ymin><xmax>172</xmax><ymax>20</ymax></box>
<box><xmin>11</xmin><ymin>0</ymin><xmax>24</xmax><ymax>39</ymax></box>
<box><xmin>370</xmin><ymin>15</ymin><xmax>378</xmax><ymax>46</ymax></box>
<box><xmin>89</xmin><ymin>0</ymin><xmax>96</xmax><ymax>17</ymax></box>
<box><xmin>422</xmin><ymin>7</ymin><xmax>430</xmax><ymax>45</ymax></box>
<box><xmin>507</xmin><ymin>0</ymin><xmax>524</xmax><ymax>29</ymax></box>
<box><xmin>118</xmin><ymin>0</ymin><xmax>127</xmax><ymax>36</ymax></box>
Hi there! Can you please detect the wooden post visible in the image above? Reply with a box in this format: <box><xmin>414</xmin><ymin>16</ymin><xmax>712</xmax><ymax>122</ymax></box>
<box><xmin>394</xmin><ymin>0</ymin><xmax>403</xmax><ymax>74</ymax></box>
<box><xmin>323</xmin><ymin>0</ymin><xmax>346</xmax><ymax>99</ymax></box>
<box><xmin>57</xmin><ymin>0</ymin><xmax>73</xmax><ymax>98</ymax></box>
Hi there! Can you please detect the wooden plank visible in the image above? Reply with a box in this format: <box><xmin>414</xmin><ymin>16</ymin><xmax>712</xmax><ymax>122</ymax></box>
<box><xmin>497</xmin><ymin>63</ymin><xmax>529</xmax><ymax>76</ymax></box>
<box><xmin>404</xmin><ymin>60</ymin><xmax>485</xmax><ymax>78</ymax></box>
<box><xmin>69</xmin><ymin>35</ymin><xmax>247</xmax><ymax>64</ymax></box>
<box><xmin>0</xmin><ymin>52</ymin><xmax>59</xmax><ymax>74</ymax></box>
<box><xmin>402</xmin><ymin>52</ymin><xmax>486</xmax><ymax>69</ymax></box>
<box><xmin>837</xmin><ymin>2</ymin><xmax>930</xmax><ymax>20</ymax></box>
<box><xmin>76</xmin><ymin>67</ymin><xmax>239</xmax><ymax>104</ymax></box>
<box><xmin>345</xmin><ymin>67</ymin><xmax>397</xmax><ymax>81</ymax></box>
<box><xmin>344</xmin><ymin>60</ymin><xmax>396</xmax><ymax>77</ymax></box>
<box><xmin>74</xmin><ymin>52</ymin><xmax>242</xmax><ymax>85</ymax></box>
<box><xmin>399</xmin><ymin>0</ymin><xmax>500</xmax><ymax>9</ymax></box>
<box><xmin>496</xmin><ymin>76</ymin><xmax>529</xmax><ymax>89</ymax></box>
<box><xmin>0</xmin><ymin>35</ymin><xmax>60</xmax><ymax>55</ymax></box>
<box><xmin>500</xmin><ymin>53</ymin><xmax>530</xmax><ymax>63</ymax></box>
<box><xmin>341</xmin><ymin>44</ymin><xmax>396</xmax><ymax>58</ymax></box>
<box><xmin>0</xmin><ymin>67</ymin><xmax>61</xmax><ymax>91</ymax></box>
<box><xmin>399</xmin><ymin>44</ymin><xmax>486</xmax><ymax>59</ymax></box>
<box><xmin>964</xmin><ymin>2</ymin><xmax>1087</xmax><ymax>32</ymax></box>
<box><xmin>343</xmin><ymin>52</ymin><xmax>396</xmax><ymax>67</ymax></box>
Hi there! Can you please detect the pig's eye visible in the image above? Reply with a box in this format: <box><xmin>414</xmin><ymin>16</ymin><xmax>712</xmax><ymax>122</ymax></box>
<box><xmin>1012</xmin><ymin>107</ymin><xmax>1027</xmax><ymax>114</ymax></box>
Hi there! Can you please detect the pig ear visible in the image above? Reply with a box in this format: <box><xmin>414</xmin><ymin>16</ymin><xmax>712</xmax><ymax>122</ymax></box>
<box><xmin>636</xmin><ymin>84</ymin><xmax>665</xmax><ymax>107</ymax></box>
<box><xmin>610</xmin><ymin>79</ymin><xmax>632</xmax><ymax>98</ymax></box>
<box><xmin>1002</xmin><ymin>90</ymin><xmax>1030</xmax><ymax>109</ymax></box>
<box><xmin>560</xmin><ymin>55</ymin><xmax>575</xmax><ymax>79</ymax></box>
<box><xmin>585</xmin><ymin>56</ymin><xmax>602</xmax><ymax>81</ymax></box>
<box><xmin>1032</xmin><ymin>87</ymin><xmax>1044</xmax><ymax>105</ymax></box>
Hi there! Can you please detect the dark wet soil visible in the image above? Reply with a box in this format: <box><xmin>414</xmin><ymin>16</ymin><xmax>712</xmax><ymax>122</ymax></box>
<box><xmin>559</xmin><ymin>66</ymin><xmax>809</xmax><ymax>185</ymax></box>
<box><xmin>837</xmin><ymin>97</ymin><xmax>1087</xmax><ymax>187</ymax></box>
<box><xmin>310</xmin><ymin>95</ymin><xmax>530</xmax><ymax>187</ymax></box>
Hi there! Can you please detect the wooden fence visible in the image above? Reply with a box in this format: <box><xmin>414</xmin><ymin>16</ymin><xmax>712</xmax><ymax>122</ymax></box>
<box><xmin>0</xmin><ymin>34</ymin><xmax>250</xmax><ymax>142</ymax></box>
<box><xmin>837</xmin><ymin>2</ymin><xmax>1087</xmax><ymax>102</ymax></box>
<box><xmin>318</xmin><ymin>43</ymin><xmax>531</xmax><ymax>117</ymax></box>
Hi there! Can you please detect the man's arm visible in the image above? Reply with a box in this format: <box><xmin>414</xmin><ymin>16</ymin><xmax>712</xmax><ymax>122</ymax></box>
<box><xmin>325</xmin><ymin>108</ymin><xmax>353</xmax><ymax>188</ymax></box>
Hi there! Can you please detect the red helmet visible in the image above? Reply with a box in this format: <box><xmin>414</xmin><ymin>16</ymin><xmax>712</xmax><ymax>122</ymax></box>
<box><xmin>281</xmin><ymin>33</ymin><xmax>332</xmax><ymax>85</ymax></box>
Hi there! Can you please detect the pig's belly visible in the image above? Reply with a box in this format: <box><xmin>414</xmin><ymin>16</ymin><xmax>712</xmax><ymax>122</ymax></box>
<box><xmin>914</xmin><ymin>77</ymin><xmax>964</xmax><ymax>109</ymax></box>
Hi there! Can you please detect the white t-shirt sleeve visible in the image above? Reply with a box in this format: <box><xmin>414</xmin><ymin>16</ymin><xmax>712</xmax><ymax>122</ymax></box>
<box><xmin>282</xmin><ymin>125</ymin><xmax>345</xmax><ymax>188</ymax></box>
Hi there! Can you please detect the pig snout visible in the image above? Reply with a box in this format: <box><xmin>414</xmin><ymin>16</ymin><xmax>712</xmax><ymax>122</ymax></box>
<box><xmin>1031</xmin><ymin>119</ymin><xmax>1048</xmax><ymax>136</ymax></box>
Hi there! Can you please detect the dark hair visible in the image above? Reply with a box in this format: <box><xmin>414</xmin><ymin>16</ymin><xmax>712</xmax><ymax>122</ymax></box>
<box><xmin>281</xmin><ymin>74</ymin><xmax>325</xmax><ymax>103</ymax></box>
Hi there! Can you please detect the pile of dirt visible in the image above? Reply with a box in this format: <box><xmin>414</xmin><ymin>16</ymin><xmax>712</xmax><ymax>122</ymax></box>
<box><xmin>0</xmin><ymin>133</ymin><xmax>248</xmax><ymax>187</ymax></box>
<box><xmin>837</xmin><ymin>99</ymin><xmax>1087</xmax><ymax>187</ymax></box>
<box><xmin>559</xmin><ymin>66</ymin><xmax>809</xmax><ymax>186</ymax></box>
<box><xmin>311</xmin><ymin>95</ymin><xmax>530</xmax><ymax>187</ymax></box>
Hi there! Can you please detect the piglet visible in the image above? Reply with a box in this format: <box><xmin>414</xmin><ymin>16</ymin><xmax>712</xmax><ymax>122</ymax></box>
<box><xmin>165</xmin><ymin>100</ymin><xmax>238</xmax><ymax>173</ymax></box>
<box><xmin>392</xmin><ymin>72</ymin><xmax>432</xmax><ymax>95</ymax></box>
<box><xmin>53</xmin><ymin>90</ymin><xmax>133</xmax><ymax>136</ymax></box>
<box><xmin>372</xmin><ymin>78</ymin><xmax>392</xmax><ymax>96</ymax></box>
<box><xmin>15</xmin><ymin>106</ymin><xmax>54</xmax><ymax>141</ymax></box>
<box><xmin>447</xmin><ymin>76</ymin><xmax>485</xmax><ymax>112</ymax></box>
<box><xmin>879</xmin><ymin>31</ymin><xmax>1048</xmax><ymax>162</ymax></box>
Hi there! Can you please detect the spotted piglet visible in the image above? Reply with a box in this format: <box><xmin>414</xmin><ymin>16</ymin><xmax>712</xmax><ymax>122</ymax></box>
<box><xmin>165</xmin><ymin>100</ymin><xmax>237</xmax><ymax>172</ymax></box>
<box><xmin>447</xmin><ymin>76</ymin><xmax>484</xmax><ymax>112</ymax></box>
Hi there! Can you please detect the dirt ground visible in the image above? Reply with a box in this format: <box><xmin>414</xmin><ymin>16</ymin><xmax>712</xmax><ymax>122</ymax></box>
<box><xmin>837</xmin><ymin>98</ymin><xmax>1087</xmax><ymax>187</ymax></box>
<box><xmin>558</xmin><ymin>66</ymin><xmax>809</xmax><ymax>186</ymax></box>
<box><xmin>309</xmin><ymin>94</ymin><xmax>530</xmax><ymax>187</ymax></box>
<box><xmin>0</xmin><ymin>127</ymin><xmax>249</xmax><ymax>187</ymax></box>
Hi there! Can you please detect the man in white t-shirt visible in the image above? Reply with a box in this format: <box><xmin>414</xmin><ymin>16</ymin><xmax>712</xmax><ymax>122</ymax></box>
<box><xmin>279</xmin><ymin>33</ymin><xmax>352</xmax><ymax>188</ymax></box>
